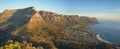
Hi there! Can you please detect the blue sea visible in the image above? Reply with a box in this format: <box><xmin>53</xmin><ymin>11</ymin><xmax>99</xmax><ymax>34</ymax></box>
<box><xmin>91</xmin><ymin>19</ymin><xmax>120</xmax><ymax>44</ymax></box>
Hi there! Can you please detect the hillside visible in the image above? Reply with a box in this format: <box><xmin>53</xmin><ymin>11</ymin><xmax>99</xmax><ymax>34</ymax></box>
<box><xmin>0</xmin><ymin>7</ymin><xmax>116</xmax><ymax>49</ymax></box>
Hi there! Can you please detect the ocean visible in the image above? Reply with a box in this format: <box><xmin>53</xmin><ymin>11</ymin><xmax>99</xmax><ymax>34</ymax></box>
<box><xmin>91</xmin><ymin>19</ymin><xmax>120</xmax><ymax>44</ymax></box>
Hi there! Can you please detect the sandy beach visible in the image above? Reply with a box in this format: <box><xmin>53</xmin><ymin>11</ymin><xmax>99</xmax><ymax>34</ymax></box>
<box><xmin>96</xmin><ymin>34</ymin><xmax>112</xmax><ymax>43</ymax></box>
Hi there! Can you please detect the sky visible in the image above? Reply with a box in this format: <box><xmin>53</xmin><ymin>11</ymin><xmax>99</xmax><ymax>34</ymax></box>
<box><xmin>0</xmin><ymin>0</ymin><xmax>120</xmax><ymax>20</ymax></box>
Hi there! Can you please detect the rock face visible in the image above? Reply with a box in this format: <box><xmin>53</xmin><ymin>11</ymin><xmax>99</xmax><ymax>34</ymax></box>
<box><xmin>80</xmin><ymin>16</ymin><xmax>99</xmax><ymax>24</ymax></box>
<box><xmin>0</xmin><ymin>7</ymin><xmax>116</xmax><ymax>49</ymax></box>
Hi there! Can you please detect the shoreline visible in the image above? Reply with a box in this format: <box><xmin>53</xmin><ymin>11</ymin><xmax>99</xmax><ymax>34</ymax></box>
<box><xmin>96</xmin><ymin>34</ymin><xmax>112</xmax><ymax>43</ymax></box>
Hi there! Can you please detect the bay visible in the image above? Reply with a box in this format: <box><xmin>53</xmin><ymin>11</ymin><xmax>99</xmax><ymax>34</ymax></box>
<box><xmin>91</xmin><ymin>19</ymin><xmax>120</xmax><ymax>44</ymax></box>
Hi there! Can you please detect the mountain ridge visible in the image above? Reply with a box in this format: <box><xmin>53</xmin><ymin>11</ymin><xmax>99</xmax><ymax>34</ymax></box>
<box><xmin>0</xmin><ymin>7</ymin><xmax>116</xmax><ymax>49</ymax></box>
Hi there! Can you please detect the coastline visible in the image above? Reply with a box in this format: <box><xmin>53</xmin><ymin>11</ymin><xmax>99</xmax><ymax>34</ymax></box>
<box><xmin>96</xmin><ymin>34</ymin><xmax>112</xmax><ymax>43</ymax></box>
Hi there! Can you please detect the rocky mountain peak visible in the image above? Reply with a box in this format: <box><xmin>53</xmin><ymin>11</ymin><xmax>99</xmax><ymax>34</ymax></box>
<box><xmin>24</xmin><ymin>6</ymin><xmax>36</xmax><ymax>11</ymax></box>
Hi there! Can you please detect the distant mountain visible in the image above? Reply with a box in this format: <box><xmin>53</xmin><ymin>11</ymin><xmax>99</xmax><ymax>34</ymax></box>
<box><xmin>0</xmin><ymin>7</ymin><xmax>116</xmax><ymax>49</ymax></box>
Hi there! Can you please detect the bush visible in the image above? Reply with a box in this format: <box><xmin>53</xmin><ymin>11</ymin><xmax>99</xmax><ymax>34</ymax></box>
<box><xmin>0</xmin><ymin>40</ymin><xmax>44</xmax><ymax>49</ymax></box>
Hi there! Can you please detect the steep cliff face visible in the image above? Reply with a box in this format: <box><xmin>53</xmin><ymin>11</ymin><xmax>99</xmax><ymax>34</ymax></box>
<box><xmin>0</xmin><ymin>7</ymin><xmax>116</xmax><ymax>49</ymax></box>
<box><xmin>0</xmin><ymin>7</ymin><xmax>37</xmax><ymax>33</ymax></box>
<box><xmin>39</xmin><ymin>11</ymin><xmax>91</xmax><ymax>29</ymax></box>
